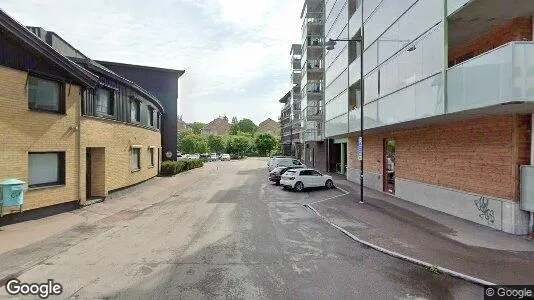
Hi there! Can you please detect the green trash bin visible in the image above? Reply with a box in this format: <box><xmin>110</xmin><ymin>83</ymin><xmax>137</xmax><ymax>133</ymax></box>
<box><xmin>0</xmin><ymin>178</ymin><xmax>27</xmax><ymax>207</ymax></box>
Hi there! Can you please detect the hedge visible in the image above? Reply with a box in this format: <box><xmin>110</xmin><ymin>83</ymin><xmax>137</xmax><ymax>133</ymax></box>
<box><xmin>160</xmin><ymin>159</ymin><xmax>204</xmax><ymax>176</ymax></box>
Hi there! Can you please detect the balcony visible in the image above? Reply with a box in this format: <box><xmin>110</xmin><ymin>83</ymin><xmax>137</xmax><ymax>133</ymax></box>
<box><xmin>306</xmin><ymin>105</ymin><xmax>323</xmax><ymax>121</ymax></box>
<box><xmin>292</xmin><ymin>72</ymin><xmax>301</xmax><ymax>84</ymax></box>
<box><xmin>304</xmin><ymin>59</ymin><xmax>324</xmax><ymax>73</ymax></box>
<box><xmin>447</xmin><ymin>42</ymin><xmax>534</xmax><ymax>113</ymax></box>
<box><xmin>303</xmin><ymin>128</ymin><xmax>323</xmax><ymax>142</ymax></box>
<box><xmin>292</xmin><ymin>59</ymin><xmax>302</xmax><ymax>70</ymax></box>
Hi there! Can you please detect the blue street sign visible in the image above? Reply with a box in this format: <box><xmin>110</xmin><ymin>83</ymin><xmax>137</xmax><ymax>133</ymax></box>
<box><xmin>357</xmin><ymin>137</ymin><xmax>363</xmax><ymax>161</ymax></box>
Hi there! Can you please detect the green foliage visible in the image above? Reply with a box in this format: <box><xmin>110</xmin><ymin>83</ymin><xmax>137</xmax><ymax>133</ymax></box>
<box><xmin>160</xmin><ymin>159</ymin><xmax>204</xmax><ymax>176</ymax></box>
<box><xmin>191</xmin><ymin>122</ymin><xmax>205</xmax><ymax>134</ymax></box>
<box><xmin>180</xmin><ymin>134</ymin><xmax>209</xmax><ymax>154</ymax></box>
<box><xmin>229</xmin><ymin>118</ymin><xmax>258</xmax><ymax>135</ymax></box>
<box><xmin>177</xmin><ymin>129</ymin><xmax>193</xmax><ymax>150</ymax></box>
<box><xmin>226</xmin><ymin>133</ymin><xmax>253</xmax><ymax>156</ymax></box>
<box><xmin>207</xmin><ymin>134</ymin><xmax>225</xmax><ymax>153</ymax></box>
<box><xmin>254</xmin><ymin>133</ymin><xmax>277</xmax><ymax>156</ymax></box>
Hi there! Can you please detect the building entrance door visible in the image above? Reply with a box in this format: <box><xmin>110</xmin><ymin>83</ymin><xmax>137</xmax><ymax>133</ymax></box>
<box><xmin>383</xmin><ymin>139</ymin><xmax>396</xmax><ymax>194</ymax></box>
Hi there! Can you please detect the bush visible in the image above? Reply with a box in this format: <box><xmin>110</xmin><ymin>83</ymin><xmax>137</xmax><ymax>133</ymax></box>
<box><xmin>160</xmin><ymin>159</ymin><xmax>204</xmax><ymax>176</ymax></box>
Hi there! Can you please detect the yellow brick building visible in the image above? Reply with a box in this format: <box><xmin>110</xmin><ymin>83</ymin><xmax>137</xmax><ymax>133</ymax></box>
<box><xmin>0</xmin><ymin>10</ymin><xmax>164</xmax><ymax>217</ymax></box>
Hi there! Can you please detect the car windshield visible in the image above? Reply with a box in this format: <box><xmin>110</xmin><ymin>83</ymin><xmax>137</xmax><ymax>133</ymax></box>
<box><xmin>285</xmin><ymin>171</ymin><xmax>296</xmax><ymax>175</ymax></box>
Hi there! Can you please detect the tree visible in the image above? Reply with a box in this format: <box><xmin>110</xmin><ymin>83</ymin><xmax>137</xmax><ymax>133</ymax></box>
<box><xmin>254</xmin><ymin>133</ymin><xmax>277</xmax><ymax>156</ymax></box>
<box><xmin>230</xmin><ymin>118</ymin><xmax>258</xmax><ymax>135</ymax></box>
<box><xmin>207</xmin><ymin>134</ymin><xmax>225</xmax><ymax>153</ymax></box>
<box><xmin>180</xmin><ymin>134</ymin><xmax>209</xmax><ymax>154</ymax></box>
<box><xmin>177</xmin><ymin>129</ymin><xmax>193</xmax><ymax>151</ymax></box>
<box><xmin>226</xmin><ymin>134</ymin><xmax>252</xmax><ymax>156</ymax></box>
<box><xmin>191</xmin><ymin>122</ymin><xmax>205</xmax><ymax>134</ymax></box>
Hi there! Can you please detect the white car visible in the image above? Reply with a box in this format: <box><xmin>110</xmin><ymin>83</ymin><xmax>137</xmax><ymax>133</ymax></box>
<box><xmin>188</xmin><ymin>154</ymin><xmax>200</xmax><ymax>160</ymax></box>
<box><xmin>280</xmin><ymin>169</ymin><xmax>334</xmax><ymax>192</ymax></box>
<box><xmin>268</xmin><ymin>157</ymin><xmax>305</xmax><ymax>172</ymax></box>
<box><xmin>268</xmin><ymin>155</ymin><xmax>287</xmax><ymax>167</ymax></box>
<box><xmin>220</xmin><ymin>154</ymin><xmax>231</xmax><ymax>161</ymax></box>
<box><xmin>209</xmin><ymin>153</ymin><xmax>218</xmax><ymax>161</ymax></box>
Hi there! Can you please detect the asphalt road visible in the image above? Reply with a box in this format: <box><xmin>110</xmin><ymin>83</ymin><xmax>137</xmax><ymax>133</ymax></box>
<box><xmin>0</xmin><ymin>158</ymin><xmax>482</xmax><ymax>299</ymax></box>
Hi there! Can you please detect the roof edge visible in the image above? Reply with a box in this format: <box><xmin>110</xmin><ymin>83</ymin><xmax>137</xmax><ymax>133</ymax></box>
<box><xmin>0</xmin><ymin>10</ymin><xmax>99</xmax><ymax>88</ymax></box>
<box><xmin>96</xmin><ymin>60</ymin><xmax>185</xmax><ymax>77</ymax></box>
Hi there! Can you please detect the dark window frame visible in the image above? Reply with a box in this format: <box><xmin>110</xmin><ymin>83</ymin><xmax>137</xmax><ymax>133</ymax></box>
<box><xmin>27</xmin><ymin>74</ymin><xmax>65</xmax><ymax>114</ymax></box>
<box><xmin>28</xmin><ymin>151</ymin><xmax>66</xmax><ymax>188</ymax></box>
<box><xmin>148</xmin><ymin>106</ymin><xmax>155</xmax><ymax>127</ymax></box>
<box><xmin>130</xmin><ymin>98</ymin><xmax>141</xmax><ymax>123</ymax></box>
<box><xmin>95</xmin><ymin>87</ymin><xmax>116</xmax><ymax>117</ymax></box>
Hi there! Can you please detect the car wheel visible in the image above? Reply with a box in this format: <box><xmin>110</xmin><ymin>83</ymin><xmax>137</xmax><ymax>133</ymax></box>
<box><xmin>295</xmin><ymin>181</ymin><xmax>304</xmax><ymax>192</ymax></box>
<box><xmin>325</xmin><ymin>179</ymin><xmax>334</xmax><ymax>189</ymax></box>
<box><xmin>275</xmin><ymin>181</ymin><xmax>280</xmax><ymax>186</ymax></box>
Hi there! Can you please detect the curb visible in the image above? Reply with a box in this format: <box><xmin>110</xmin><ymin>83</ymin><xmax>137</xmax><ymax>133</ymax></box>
<box><xmin>303</xmin><ymin>203</ymin><xmax>496</xmax><ymax>287</ymax></box>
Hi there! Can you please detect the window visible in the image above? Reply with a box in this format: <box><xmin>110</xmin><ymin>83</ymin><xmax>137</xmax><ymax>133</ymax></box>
<box><xmin>148</xmin><ymin>147</ymin><xmax>154</xmax><ymax>167</ymax></box>
<box><xmin>300</xmin><ymin>170</ymin><xmax>313</xmax><ymax>176</ymax></box>
<box><xmin>130</xmin><ymin>99</ymin><xmax>140</xmax><ymax>122</ymax></box>
<box><xmin>293</xmin><ymin>160</ymin><xmax>302</xmax><ymax>165</ymax></box>
<box><xmin>95</xmin><ymin>88</ymin><xmax>115</xmax><ymax>116</ymax></box>
<box><xmin>156</xmin><ymin>113</ymin><xmax>160</xmax><ymax>129</ymax></box>
<box><xmin>148</xmin><ymin>107</ymin><xmax>154</xmax><ymax>126</ymax></box>
<box><xmin>28</xmin><ymin>152</ymin><xmax>65</xmax><ymax>188</ymax></box>
<box><xmin>131</xmin><ymin>147</ymin><xmax>141</xmax><ymax>171</ymax></box>
<box><xmin>28</xmin><ymin>76</ymin><xmax>63</xmax><ymax>113</ymax></box>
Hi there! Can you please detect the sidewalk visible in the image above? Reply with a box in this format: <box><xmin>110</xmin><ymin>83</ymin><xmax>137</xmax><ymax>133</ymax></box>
<box><xmin>0</xmin><ymin>163</ymin><xmax>218</xmax><ymax>256</ymax></box>
<box><xmin>309</xmin><ymin>173</ymin><xmax>534</xmax><ymax>285</ymax></box>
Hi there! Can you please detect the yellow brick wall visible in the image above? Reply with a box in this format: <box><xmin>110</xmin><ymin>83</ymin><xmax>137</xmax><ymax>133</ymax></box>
<box><xmin>0</xmin><ymin>66</ymin><xmax>81</xmax><ymax>213</ymax></box>
<box><xmin>0</xmin><ymin>65</ymin><xmax>162</xmax><ymax>213</ymax></box>
<box><xmin>80</xmin><ymin>116</ymin><xmax>161</xmax><ymax>203</ymax></box>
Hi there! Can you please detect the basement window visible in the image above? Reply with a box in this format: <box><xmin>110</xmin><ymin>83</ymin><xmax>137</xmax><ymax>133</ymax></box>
<box><xmin>28</xmin><ymin>152</ymin><xmax>65</xmax><ymax>188</ymax></box>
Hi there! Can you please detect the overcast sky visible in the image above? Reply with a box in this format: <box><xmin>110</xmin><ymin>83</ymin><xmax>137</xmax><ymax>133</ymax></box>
<box><xmin>2</xmin><ymin>0</ymin><xmax>302</xmax><ymax>124</ymax></box>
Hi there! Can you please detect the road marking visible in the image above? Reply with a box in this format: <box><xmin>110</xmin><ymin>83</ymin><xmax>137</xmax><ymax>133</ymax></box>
<box><xmin>307</xmin><ymin>187</ymin><xmax>350</xmax><ymax>205</ymax></box>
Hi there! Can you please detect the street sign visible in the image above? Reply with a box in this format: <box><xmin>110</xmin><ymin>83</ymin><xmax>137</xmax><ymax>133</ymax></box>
<box><xmin>357</xmin><ymin>137</ymin><xmax>363</xmax><ymax>161</ymax></box>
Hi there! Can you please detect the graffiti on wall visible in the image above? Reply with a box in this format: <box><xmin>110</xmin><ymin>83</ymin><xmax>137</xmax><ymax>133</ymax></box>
<box><xmin>474</xmin><ymin>196</ymin><xmax>495</xmax><ymax>225</ymax></box>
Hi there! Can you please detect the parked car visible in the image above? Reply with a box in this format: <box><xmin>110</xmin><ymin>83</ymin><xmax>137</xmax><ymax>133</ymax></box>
<box><xmin>267</xmin><ymin>155</ymin><xmax>290</xmax><ymax>168</ymax></box>
<box><xmin>268</xmin><ymin>155</ymin><xmax>287</xmax><ymax>167</ymax></box>
<box><xmin>188</xmin><ymin>154</ymin><xmax>200</xmax><ymax>160</ymax></box>
<box><xmin>268</xmin><ymin>157</ymin><xmax>306</xmax><ymax>172</ymax></box>
<box><xmin>220</xmin><ymin>154</ymin><xmax>231</xmax><ymax>161</ymax></box>
<box><xmin>280</xmin><ymin>169</ymin><xmax>334</xmax><ymax>192</ymax></box>
<box><xmin>269</xmin><ymin>166</ymin><xmax>305</xmax><ymax>185</ymax></box>
<box><xmin>209</xmin><ymin>153</ymin><xmax>219</xmax><ymax>161</ymax></box>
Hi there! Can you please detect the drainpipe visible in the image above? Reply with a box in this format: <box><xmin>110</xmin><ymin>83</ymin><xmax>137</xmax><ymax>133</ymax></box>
<box><xmin>77</xmin><ymin>87</ymin><xmax>83</xmax><ymax>206</ymax></box>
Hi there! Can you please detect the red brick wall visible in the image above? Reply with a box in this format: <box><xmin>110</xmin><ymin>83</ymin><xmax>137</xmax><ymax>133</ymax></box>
<box><xmin>449</xmin><ymin>17</ymin><xmax>533</xmax><ymax>66</ymax></box>
<box><xmin>347</xmin><ymin>115</ymin><xmax>532</xmax><ymax>201</ymax></box>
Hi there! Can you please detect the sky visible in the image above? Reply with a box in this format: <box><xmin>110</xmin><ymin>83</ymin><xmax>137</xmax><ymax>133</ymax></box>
<box><xmin>2</xmin><ymin>0</ymin><xmax>303</xmax><ymax>124</ymax></box>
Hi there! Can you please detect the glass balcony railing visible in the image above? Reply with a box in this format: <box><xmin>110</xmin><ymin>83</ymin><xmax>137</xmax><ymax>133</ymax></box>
<box><xmin>306</xmin><ymin>106</ymin><xmax>323</xmax><ymax>120</ymax></box>
<box><xmin>447</xmin><ymin>42</ymin><xmax>534</xmax><ymax>113</ymax></box>
<box><xmin>304</xmin><ymin>59</ymin><xmax>324</xmax><ymax>72</ymax></box>
<box><xmin>304</xmin><ymin>36</ymin><xmax>324</xmax><ymax>48</ymax></box>
<box><xmin>303</xmin><ymin>128</ymin><xmax>323</xmax><ymax>142</ymax></box>
<box><xmin>306</xmin><ymin>81</ymin><xmax>324</xmax><ymax>94</ymax></box>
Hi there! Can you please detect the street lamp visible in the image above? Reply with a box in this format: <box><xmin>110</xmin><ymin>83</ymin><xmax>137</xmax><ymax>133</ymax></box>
<box><xmin>325</xmin><ymin>37</ymin><xmax>365</xmax><ymax>204</ymax></box>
